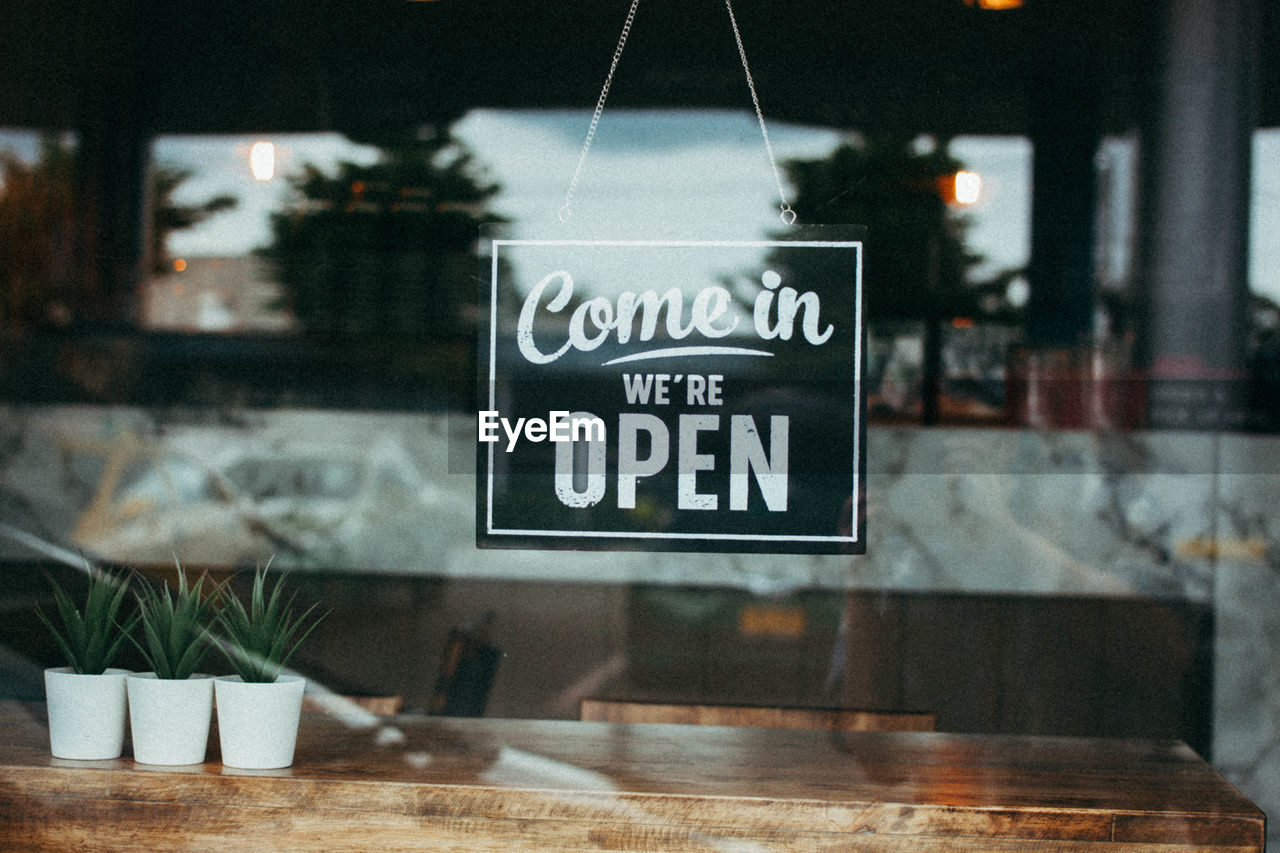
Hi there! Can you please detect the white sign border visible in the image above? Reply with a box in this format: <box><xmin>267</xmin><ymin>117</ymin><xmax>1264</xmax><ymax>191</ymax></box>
<box><xmin>485</xmin><ymin>238</ymin><xmax>864</xmax><ymax>546</ymax></box>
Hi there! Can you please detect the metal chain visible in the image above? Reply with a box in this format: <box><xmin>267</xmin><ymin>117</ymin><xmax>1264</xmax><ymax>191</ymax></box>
<box><xmin>724</xmin><ymin>0</ymin><xmax>796</xmax><ymax>225</ymax></box>
<box><xmin>560</xmin><ymin>0</ymin><xmax>796</xmax><ymax>226</ymax></box>
<box><xmin>560</xmin><ymin>0</ymin><xmax>641</xmax><ymax>223</ymax></box>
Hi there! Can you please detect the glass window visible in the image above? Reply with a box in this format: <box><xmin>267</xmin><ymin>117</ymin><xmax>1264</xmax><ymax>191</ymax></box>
<box><xmin>0</xmin><ymin>3</ymin><xmax>1276</xmax><ymax>843</ymax></box>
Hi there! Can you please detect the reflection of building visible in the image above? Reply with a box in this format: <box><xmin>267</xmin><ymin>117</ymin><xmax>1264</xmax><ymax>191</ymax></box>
<box><xmin>2</xmin><ymin>1</ymin><xmax>1280</xmax><ymax>846</ymax></box>
<box><xmin>142</xmin><ymin>255</ymin><xmax>295</xmax><ymax>334</ymax></box>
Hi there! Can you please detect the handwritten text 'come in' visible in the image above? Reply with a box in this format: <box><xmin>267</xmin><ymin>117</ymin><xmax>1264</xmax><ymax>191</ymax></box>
<box><xmin>516</xmin><ymin>269</ymin><xmax>833</xmax><ymax>365</ymax></box>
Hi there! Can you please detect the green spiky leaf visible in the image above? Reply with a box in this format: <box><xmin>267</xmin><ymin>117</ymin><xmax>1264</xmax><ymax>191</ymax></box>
<box><xmin>35</xmin><ymin>567</ymin><xmax>138</xmax><ymax>675</ymax></box>
<box><xmin>130</xmin><ymin>559</ymin><xmax>219</xmax><ymax>680</ymax></box>
<box><xmin>215</xmin><ymin>562</ymin><xmax>326</xmax><ymax>683</ymax></box>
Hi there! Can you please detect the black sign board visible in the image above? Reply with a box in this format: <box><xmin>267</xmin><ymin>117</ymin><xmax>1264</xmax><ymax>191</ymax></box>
<box><xmin>477</xmin><ymin>228</ymin><xmax>865</xmax><ymax>553</ymax></box>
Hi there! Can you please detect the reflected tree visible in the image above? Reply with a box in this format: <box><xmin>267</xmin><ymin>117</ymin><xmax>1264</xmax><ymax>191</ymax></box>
<box><xmin>149</xmin><ymin>167</ymin><xmax>236</xmax><ymax>276</ymax></box>
<box><xmin>259</xmin><ymin>126</ymin><xmax>504</xmax><ymax>342</ymax></box>
<box><xmin>0</xmin><ymin>135</ymin><xmax>237</xmax><ymax>333</ymax></box>
<box><xmin>0</xmin><ymin>137</ymin><xmax>75</xmax><ymax>331</ymax></box>
<box><xmin>767</xmin><ymin>135</ymin><xmax>1021</xmax><ymax>421</ymax></box>
<box><xmin>771</xmin><ymin>134</ymin><xmax>997</xmax><ymax>322</ymax></box>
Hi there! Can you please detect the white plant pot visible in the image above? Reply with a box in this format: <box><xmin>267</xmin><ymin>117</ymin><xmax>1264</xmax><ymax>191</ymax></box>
<box><xmin>44</xmin><ymin>667</ymin><xmax>129</xmax><ymax>760</ymax></box>
<box><xmin>215</xmin><ymin>675</ymin><xmax>306</xmax><ymax>769</ymax></box>
<box><xmin>126</xmin><ymin>673</ymin><xmax>214</xmax><ymax>765</ymax></box>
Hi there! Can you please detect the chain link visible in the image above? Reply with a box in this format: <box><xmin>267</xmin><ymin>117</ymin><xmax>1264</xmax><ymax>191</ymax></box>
<box><xmin>560</xmin><ymin>0</ymin><xmax>641</xmax><ymax>223</ymax></box>
<box><xmin>560</xmin><ymin>0</ymin><xmax>795</xmax><ymax>226</ymax></box>
<box><xmin>723</xmin><ymin>0</ymin><xmax>796</xmax><ymax>225</ymax></box>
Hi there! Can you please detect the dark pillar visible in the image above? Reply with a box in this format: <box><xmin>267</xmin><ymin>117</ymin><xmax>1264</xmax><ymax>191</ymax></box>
<box><xmin>1135</xmin><ymin>0</ymin><xmax>1257</xmax><ymax>430</ymax></box>
<box><xmin>1025</xmin><ymin>74</ymin><xmax>1100</xmax><ymax>351</ymax></box>
<box><xmin>1011</xmin><ymin>70</ymin><xmax>1101</xmax><ymax>429</ymax></box>
<box><xmin>71</xmin><ymin>0</ymin><xmax>157</xmax><ymax>327</ymax></box>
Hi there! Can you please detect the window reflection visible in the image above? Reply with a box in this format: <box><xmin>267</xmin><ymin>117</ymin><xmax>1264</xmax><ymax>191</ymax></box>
<box><xmin>0</xmin><ymin>0</ymin><xmax>1275</xmax><ymax>840</ymax></box>
<box><xmin>130</xmin><ymin>117</ymin><xmax>1038</xmax><ymax>427</ymax></box>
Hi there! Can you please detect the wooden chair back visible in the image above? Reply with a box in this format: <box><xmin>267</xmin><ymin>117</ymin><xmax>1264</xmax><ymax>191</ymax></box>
<box><xmin>579</xmin><ymin>699</ymin><xmax>935</xmax><ymax>732</ymax></box>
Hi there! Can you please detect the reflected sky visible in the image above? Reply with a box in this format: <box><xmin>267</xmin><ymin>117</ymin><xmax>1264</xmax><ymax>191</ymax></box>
<box><xmin>1</xmin><ymin>113</ymin><xmax>1277</xmax><ymax>300</ymax></box>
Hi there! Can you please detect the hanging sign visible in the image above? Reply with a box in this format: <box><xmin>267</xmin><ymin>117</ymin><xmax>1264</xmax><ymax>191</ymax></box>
<box><xmin>477</xmin><ymin>229</ymin><xmax>865</xmax><ymax>553</ymax></box>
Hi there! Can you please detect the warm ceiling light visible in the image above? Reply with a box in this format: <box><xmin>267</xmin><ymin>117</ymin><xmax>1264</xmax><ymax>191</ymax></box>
<box><xmin>250</xmin><ymin>141</ymin><xmax>276</xmax><ymax>182</ymax></box>
<box><xmin>954</xmin><ymin>171</ymin><xmax>982</xmax><ymax>205</ymax></box>
<box><xmin>964</xmin><ymin>0</ymin><xmax>1024</xmax><ymax>9</ymax></box>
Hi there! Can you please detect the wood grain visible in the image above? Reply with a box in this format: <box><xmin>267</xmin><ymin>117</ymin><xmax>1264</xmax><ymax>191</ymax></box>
<box><xmin>0</xmin><ymin>702</ymin><xmax>1263</xmax><ymax>852</ymax></box>
<box><xmin>579</xmin><ymin>698</ymin><xmax>936</xmax><ymax>731</ymax></box>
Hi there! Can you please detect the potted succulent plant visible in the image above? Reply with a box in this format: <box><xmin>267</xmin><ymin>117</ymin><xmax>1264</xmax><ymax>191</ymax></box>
<box><xmin>37</xmin><ymin>567</ymin><xmax>138</xmax><ymax>760</ymax></box>
<box><xmin>213</xmin><ymin>564</ymin><xmax>325</xmax><ymax>769</ymax></box>
<box><xmin>126</xmin><ymin>562</ymin><xmax>219</xmax><ymax>765</ymax></box>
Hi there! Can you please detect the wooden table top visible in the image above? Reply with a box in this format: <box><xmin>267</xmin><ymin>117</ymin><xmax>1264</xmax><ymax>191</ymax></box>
<box><xmin>0</xmin><ymin>701</ymin><xmax>1265</xmax><ymax>851</ymax></box>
